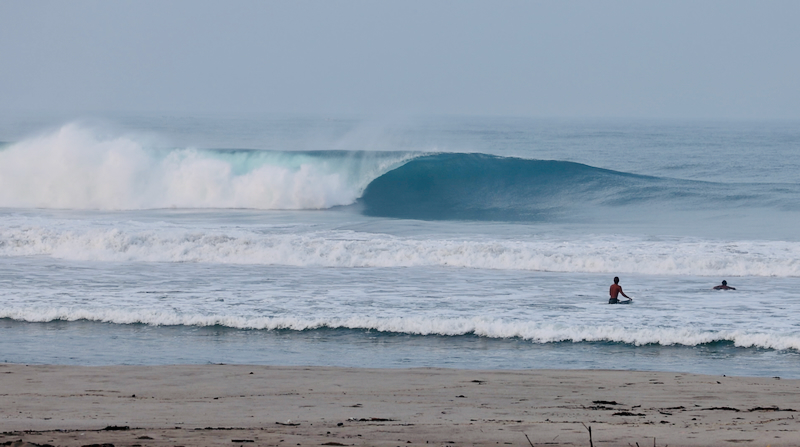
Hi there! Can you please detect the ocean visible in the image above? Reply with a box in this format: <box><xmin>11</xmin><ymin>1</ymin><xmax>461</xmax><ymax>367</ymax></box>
<box><xmin>1</xmin><ymin>115</ymin><xmax>799</xmax><ymax>378</ymax></box>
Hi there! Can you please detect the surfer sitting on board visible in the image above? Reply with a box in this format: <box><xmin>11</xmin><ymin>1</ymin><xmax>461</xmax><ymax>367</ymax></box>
<box><xmin>609</xmin><ymin>276</ymin><xmax>632</xmax><ymax>304</ymax></box>
<box><xmin>713</xmin><ymin>280</ymin><xmax>736</xmax><ymax>290</ymax></box>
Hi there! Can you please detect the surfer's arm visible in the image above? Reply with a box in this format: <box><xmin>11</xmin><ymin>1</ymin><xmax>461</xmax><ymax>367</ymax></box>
<box><xmin>619</xmin><ymin>288</ymin><xmax>630</xmax><ymax>299</ymax></box>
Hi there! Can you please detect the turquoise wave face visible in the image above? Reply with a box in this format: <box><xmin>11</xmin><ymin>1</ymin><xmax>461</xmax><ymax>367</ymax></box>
<box><xmin>3</xmin><ymin>120</ymin><xmax>799</xmax><ymax>231</ymax></box>
<box><xmin>359</xmin><ymin>153</ymin><xmax>800</xmax><ymax>223</ymax></box>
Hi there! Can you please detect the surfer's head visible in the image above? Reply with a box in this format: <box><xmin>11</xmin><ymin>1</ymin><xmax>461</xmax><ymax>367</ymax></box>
<box><xmin>614</xmin><ymin>276</ymin><xmax>619</xmax><ymax>284</ymax></box>
<box><xmin>722</xmin><ymin>280</ymin><xmax>727</xmax><ymax>286</ymax></box>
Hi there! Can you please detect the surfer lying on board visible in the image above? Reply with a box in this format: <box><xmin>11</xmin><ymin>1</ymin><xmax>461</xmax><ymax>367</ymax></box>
<box><xmin>609</xmin><ymin>276</ymin><xmax>632</xmax><ymax>304</ymax></box>
<box><xmin>713</xmin><ymin>280</ymin><xmax>736</xmax><ymax>290</ymax></box>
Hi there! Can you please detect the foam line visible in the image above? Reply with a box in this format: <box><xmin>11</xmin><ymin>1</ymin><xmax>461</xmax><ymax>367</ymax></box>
<box><xmin>1</xmin><ymin>307</ymin><xmax>798</xmax><ymax>351</ymax></box>
<box><xmin>2</xmin><ymin>225</ymin><xmax>800</xmax><ymax>276</ymax></box>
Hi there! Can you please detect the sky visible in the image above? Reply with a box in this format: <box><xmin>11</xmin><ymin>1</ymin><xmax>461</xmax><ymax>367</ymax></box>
<box><xmin>1</xmin><ymin>0</ymin><xmax>799</xmax><ymax>120</ymax></box>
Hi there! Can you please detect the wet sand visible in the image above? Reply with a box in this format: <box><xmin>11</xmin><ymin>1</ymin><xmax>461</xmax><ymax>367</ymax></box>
<box><xmin>1</xmin><ymin>364</ymin><xmax>798</xmax><ymax>446</ymax></box>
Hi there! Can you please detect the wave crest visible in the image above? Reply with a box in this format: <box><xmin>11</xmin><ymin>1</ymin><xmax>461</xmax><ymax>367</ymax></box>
<box><xmin>360</xmin><ymin>153</ymin><xmax>800</xmax><ymax>221</ymax></box>
<box><xmin>2</xmin><ymin>308</ymin><xmax>798</xmax><ymax>351</ymax></box>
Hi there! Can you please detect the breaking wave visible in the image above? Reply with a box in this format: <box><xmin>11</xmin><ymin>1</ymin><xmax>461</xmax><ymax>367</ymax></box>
<box><xmin>1</xmin><ymin>308</ymin><xmax>798</xmax><ymax>351</ymax></box>
<box><xmin>3</xmin><ymin>124</ymin><xmax>799</xmax><ymax>222</ymax></box>
<box><xmin>0</xmin><ymin>124</ymin><xmax>414</xmax><ymax>210</ymax></box>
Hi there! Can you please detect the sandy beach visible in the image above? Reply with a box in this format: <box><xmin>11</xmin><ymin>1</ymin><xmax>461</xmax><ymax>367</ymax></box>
<box><xmin>1</xmin><ymin>364</ymin><xmax>798</xmax><ymax>446</ymax></box>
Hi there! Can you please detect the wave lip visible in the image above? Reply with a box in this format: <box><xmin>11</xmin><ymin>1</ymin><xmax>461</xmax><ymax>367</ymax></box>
<box><xmin>360</xmin><ymin>152</ymin><xmax>663</xmax><ymax>221</ymax></box>
<box><xmin>359</xmin><ymin>152</ymin><xmax>800</xmax><ymax>222</ymax></box>
<box><xmin>5</xmin><ymin>125</ymin><xmax>799</xmax><ymax>222</ymax></box>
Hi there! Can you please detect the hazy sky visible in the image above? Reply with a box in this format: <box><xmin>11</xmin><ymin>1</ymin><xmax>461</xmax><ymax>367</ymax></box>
<box><xmin>1</xmin><ymin>1</ymin><xmax>798</xmax><ymax>119</ymax></box>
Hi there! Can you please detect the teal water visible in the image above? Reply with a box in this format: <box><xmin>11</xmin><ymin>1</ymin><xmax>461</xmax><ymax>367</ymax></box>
<box><xmin>1</xmin><ymin>116</ymin><xmax>799</xmax><ymax>377</ymax></box>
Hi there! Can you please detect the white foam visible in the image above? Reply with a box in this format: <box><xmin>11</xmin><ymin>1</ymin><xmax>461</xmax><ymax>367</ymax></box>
<box><xmin>0</xmin><ymin>124</ymin><xmax>412</xmax><ymax>210</ymax></box>
<box><xmin>2</xmin><ymin>223</ymin><xmax>800</xmax><ymax>276</ymax></box>
<box><xmin>2</xmin><ymin>307</ymin><xmax>798</xmax><ymax>351</ymax></box>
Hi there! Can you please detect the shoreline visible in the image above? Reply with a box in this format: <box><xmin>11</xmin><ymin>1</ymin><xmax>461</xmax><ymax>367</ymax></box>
<box><xmin>1</xmin><ymin>364</ymin><xmax>798</xmax><ymax>446</ymax></box>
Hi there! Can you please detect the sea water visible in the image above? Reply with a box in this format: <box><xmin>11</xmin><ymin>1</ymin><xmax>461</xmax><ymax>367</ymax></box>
<box><xmin>1</xmin><ymin>116</ymin><xmax>799</xmax><ymax>377</ymax></box>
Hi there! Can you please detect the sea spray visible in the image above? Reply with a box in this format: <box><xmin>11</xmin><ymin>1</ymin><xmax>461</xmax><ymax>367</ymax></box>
<box><xmin>0</xmin><ymin>124</ymin><xmax>415</xmax><ymax>210</ymax></box>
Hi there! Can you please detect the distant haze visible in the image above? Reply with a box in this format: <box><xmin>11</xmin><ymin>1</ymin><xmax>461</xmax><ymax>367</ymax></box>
<box><xmin>1</xmin><ymin>0</ymin><xmax>798</xmax><ymax>120</ymax></box>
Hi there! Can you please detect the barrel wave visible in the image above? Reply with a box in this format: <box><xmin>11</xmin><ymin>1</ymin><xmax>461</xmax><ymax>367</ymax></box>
<box><xmin>360</xmin><ymin>153</ymin><xmax>648</xmax><ymax>221</ymax></box>
<box><xmin>3</xmin><ymin>125</ymin><xmax>799</xmax><ymax>224</ymax></box>
<box><xmin>359</xmin><ymin>152</ymin><xmax>799</xmax><ymax>222</ymax></box>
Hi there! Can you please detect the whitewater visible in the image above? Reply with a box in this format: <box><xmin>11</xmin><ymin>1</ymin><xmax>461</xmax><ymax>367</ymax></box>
<box><xmin>1</xmin><ymin>117</ymin><xmax>799</xmax><ymax>377</ymax></box>
<box><xmin>0</xmin><ymin>124</ymin><xmax>414</xmax><ymax>210</ymax></box>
